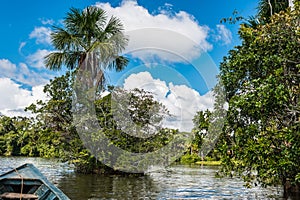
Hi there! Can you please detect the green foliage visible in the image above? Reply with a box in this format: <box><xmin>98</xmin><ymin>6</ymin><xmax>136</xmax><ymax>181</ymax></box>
<box><xmin>179</xmin><ymin>153</ymin><xmax>201</xmax><ymax>164</ymax></box>
<box><xmin>222</xmin><ymin>0</ymin><xmax>291</xmax><ymax>29</ymax></box>
<box><xmin>73</xmin><ymin>88</ymin><xmax>177</xmax><ymax>173</ymax></box>
<box><xmin>178</xmin><ymin>109</ymin><xmax>223</xmax><ymax>164</ymax></box>
<box><xmin>37</xmin><ymin>6</ymin><xmax>130</xmax><ymax>173</ymax></box>
<box><xmin>70</xmin><ymin>150</ymin><xmax>113</xmax><ymax>174</ymax></box>
<box><xmin>220</xmin><ymin>9</ymin><xmax>244</xmax><ymax>24</ymax></box>
<box><xmin>258</xmin><ymin>0</ymin><xmax>289</xmax><ymax>22</ymax></box>
<box><xmin>217</xmin><ymin>4</ymin><xmax>300</xmax><ymax>195</ymax></box>
<box><xmin>44</xmin><ymin>6</ymin><xmax>128</xmax><ymax>92</ymax></box>
<box><xmin>26</xmin><ymin>72</ymin><xmax>73</xmax><ymax>133</ymax></box>
<box><xmin>0</xmin><ymin>115</ymin><xmax>63</xmax><ymax>158</ymax></box>
<box><xmin>17</xmin><ymin>69</ymin><xmax>178</xmax><ymax>174</ymax></box>
<box><xmin>0</xmin><ymin>72</ymin><xmax>74</xmax><ymax>158</ymax></box>
<box><xmin>192</xmin><ymin>110</ymin><xmax>211</xmax><ymax>152</ymax></box>
<box><xmin>94</xmin><ymin>88</ymin><xmax>173</xmax><ymax>153</ymax></box>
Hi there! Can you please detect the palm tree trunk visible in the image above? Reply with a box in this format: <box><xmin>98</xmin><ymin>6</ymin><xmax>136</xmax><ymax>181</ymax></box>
<box><xmin>78</xmin><ymin>52</ymin><xmax>105</xmax><ymax>94</ymax></box>
<box><xmin>268</xmin><ymin>0</ymin><xmax>273</xmax><ymax>16</ymax></box>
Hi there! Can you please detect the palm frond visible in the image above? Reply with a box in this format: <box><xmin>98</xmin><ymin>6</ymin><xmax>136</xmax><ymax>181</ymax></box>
<box><xmin>257</xmin><ymin>0</ymin><xmax>289</xmax><ymax>20</ymax></box>
<box><xmin>244</xmin><ymin>16</ymin><xmax>262</xmax><ymax>28</ymax></box>
<box><xmin>103</xmin><ymin>16</ymin><xmax>124</xmax><ymax>37</ymax></box>
<box><xmin>65</xmin><ymin>7</ymin><xmax>85</xmax><ymax>34</ymax></box>
<box><xmin>44</xmin><ymin>52</ymin><xmax>67</xmax><ymax>71</ymax></box>
<box><xmin>51</xmin><ymin>26</ymin><xmax>84</xmax><ymax>51</ymax></box>
<box><xmin>45</xmin><ymin>5</ymin><xmax>129</xmax><ymax>86</ymax></box>
<box><xmin>44</xmin><ymin>52</ymin><xmax>84</xmax><ymax>70</ymax></box>
<box><xmin>86</xmin><ymin>6</ymin><xmax>107</xmax><ymax>32</ymax></box>
<box><xmin>113</xmin><ymin>56</ymin><xmax>129</xmax><ymax>72</ymax></box>
<box><xmin>65</xmin><ymin>52</ymin><xmax>85</xmax><ymax>70</ymax></box>
<box><xmin>107</xmin><ymin>32</ymin><xmax>129</xmax><ymax>53</ymax></box>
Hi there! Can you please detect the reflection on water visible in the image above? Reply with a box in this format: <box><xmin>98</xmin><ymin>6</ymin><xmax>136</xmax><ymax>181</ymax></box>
<box><xmin>151</xmin><ymin>166</ymin><xmax>283</xmax><ymax>200</ymax></box>
<box><xmin>59</xmin><ymin>173</ymin><xmax>160</xmax><ymax>200</ymax></box>
<box><xmin>0</xmin><ymin>157</ymin><xmax>73</xmax><ymax>184</ymax></box>
<box><xmin>0</xmin><ymin>157</ymin><xmax>286</xmax><ymax>199</ymax></box>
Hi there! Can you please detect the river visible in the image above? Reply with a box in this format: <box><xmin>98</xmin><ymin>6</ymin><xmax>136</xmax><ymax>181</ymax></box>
<box><xmin>0</xmin><ymin>157</ymin><xmax>287</xmax><ymax>199</ymax></box>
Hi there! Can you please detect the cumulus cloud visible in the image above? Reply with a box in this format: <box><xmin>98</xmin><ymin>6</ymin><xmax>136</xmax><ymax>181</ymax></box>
<box><xmin>0</xmin><ymin>78</ymin><xmax>47</xmax><ymax>117</ymax></box>
<box><xmin>0</xmin><ymin>57</ymin><xmax>56</xmax><ymax>87</ymax></box>
<box><xmin>26</xmin><ymin>49</ymin><xmax>51</xmax><ymax>69</ymax></box>
<box><xmin>122</xmin><ymin>72</ymin><xmax>214</xmax><ymax>132</ymax></box>
<box><xmin>29</xmin><ymin>26</ymin><xmax>52</xmax><ymax>45</ymax></box>
<box><xmin>0</xmin><ymin>59</ymin><xmax>17</xmax><ymax>78</ymax></box>
<box><xmin>0</xmin><ymin>58</ymin><xmax>59</xmax><ymax>117</ymax></box>
<box><xmin>96</xmin><ymin>0</ymin><xmax>212</xmax><ymax>63</ymax></box>
<box><xmin>15</xmin><ymin>63</ymin><xmax>51</xmax><ymax>86</ymax></box>
<box><xmin>214</xmin><ymin>24</ymin><xmax>232</xmax><ymax>45</ymax></box>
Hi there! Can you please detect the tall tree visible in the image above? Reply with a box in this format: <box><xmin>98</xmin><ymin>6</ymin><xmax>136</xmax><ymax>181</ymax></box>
<box><xmin>258</xmin><ymin>0</ymin><xmax>289</xmax><ymax>18</ymax></box>
<box><xmin>221</xmin><ymin>0</ymin><xmax>291</xmax><ymax>27</ymax></box>
<box><xmin>242</xmin><ymin>0</ymin><xmax>291</xmax><ymax>28</ymax></box>
<box><xmin>45</xmin><ymin>6</ymin><xmax>128</xmax><ymax>89</ymax></box>
<box><xmin>217</xmin><ymin>3</ymin><xmax>300</xmax><ymax>198</ymax></box>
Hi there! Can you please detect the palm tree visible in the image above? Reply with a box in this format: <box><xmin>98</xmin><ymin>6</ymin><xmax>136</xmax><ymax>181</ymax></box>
<box><xmin>244</xmin><ymin>0</ymin><xmax>290</xmax><ymax>28</ymax></box>
<box><xmin>45</xmin><ymin>6</ymin><xmax>128</xmax><ymax>89</ymax></box>
<box><xmin>258</xmin><ymin>0</ymin><xmax>289</xmax><ymax>19</ymax></box>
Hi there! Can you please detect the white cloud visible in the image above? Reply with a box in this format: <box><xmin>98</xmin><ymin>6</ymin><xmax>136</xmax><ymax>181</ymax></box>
<box><xmin>0</xmin><ymin>58</ymin><xmax>60</xmax><ymax>117</ymax></box>
<box><xmin>159</xmin><ymin>3</ymin><xmax>173</xmax><ymax>13</ymax></box>
<box><xmin>26</xmin><ymin>49</ymin><xmax>51</xmax><ymax>69</ymax></box>
<box><xmin>15</xmin><ymin>63</ymin><xmax>51</xmax><ymax>86</ymax></box>
<box><xmin>122</xmin><ymin>72</ymin><xmax>214</xmax><ymax>132</ymax></box>
<box><xmin>19</xmin><ymin>63</ymin><xmax>30</xmax><ymax>74</ymax></box>
<box><xmin>96</xmin><ymin>0</ymin><xmax>212</xmax><ymax>63</ymax></box>
<box><xmin>0</xmin><ymin>58</ymin><xmax>56</xmax><ymax>87</ymax></box>
<box><xmin>0</xmin><ymin>78</ymin><xmax>47</xmax><ymax>117</ymax></box>
<box><xmin>215</xmin><ymin>24</ymin><xmax>232</xmax><ymax>45</ymax></box>
<box><xmin>29</xmin><ymin>26</ymin><xmax>52</xmax><ymax>45</ymax></box>
<box><xmin>0</xmin><ymin>59</ymin><xmax>17</xmax><ymax>77</ymax></box>
<box><xmin>123</xmin><ymin>71</ymin><xmax>168</xmax><ymax>94</ymax></box>
<box><xmin>18</xmin><ymin>42</ymin><xmax>26</xmax><ymax>55</ymax></box>
<box><xmin>39</xmin><ymin>18</ymin><xmax>55</xmax><ymax>25</ymax></box>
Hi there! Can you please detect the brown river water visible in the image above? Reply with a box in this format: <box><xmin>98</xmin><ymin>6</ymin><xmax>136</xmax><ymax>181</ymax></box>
<box><xmin>0</xmin><ymin>157</ymin><xmax>289</xmax><ymax>199</ymax></box>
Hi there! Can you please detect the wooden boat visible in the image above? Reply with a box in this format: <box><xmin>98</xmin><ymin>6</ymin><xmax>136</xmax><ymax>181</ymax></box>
<box><xmin>0</xmin><ymin>163</ymin><xmax>70</xmax><ymax>200</ymax></box>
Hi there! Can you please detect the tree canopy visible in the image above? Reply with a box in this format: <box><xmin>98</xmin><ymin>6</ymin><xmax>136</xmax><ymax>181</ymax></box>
<box><xmin>45</xmin><ymin>6</ymin><xmax>128</xmax><ymax>90</ymax></box>
<box><xmin>217</xmin><ymin>2</ymin><xmax>300</xmax><ymax>196</ymax></box>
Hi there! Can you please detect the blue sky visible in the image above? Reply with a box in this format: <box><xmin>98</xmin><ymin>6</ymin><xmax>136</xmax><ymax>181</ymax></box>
<box><xmin>0</xmin><ymin>0</ymin><xmax>257</xmax><ymax>63</ymax></box>
<box><xmin>0</xmin><ymin>0</ymin><xmax>258</xmax><ymax>128</ymax></box>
